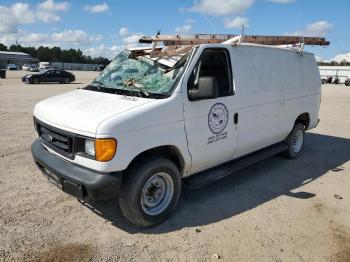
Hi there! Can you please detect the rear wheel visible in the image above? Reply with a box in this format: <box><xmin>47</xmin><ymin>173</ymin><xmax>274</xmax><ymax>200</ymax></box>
<box><xmin>283</xmin><ymin>123</ymin><xmax>305</xmax><ymax>159</ymax></box>
<box><xmin>119</xmin><ymin>157</ymin><xmax>181</xmax><ymax>227</ymax></box>
<box><xmin>63</xmin><ymin>77</ymin><xmax>70</xmax><ymax>84</ymax></box>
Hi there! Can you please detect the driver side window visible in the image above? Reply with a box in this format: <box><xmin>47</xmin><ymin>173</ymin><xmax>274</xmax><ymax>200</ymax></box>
<box><xmin>188</xmin><ymin>48</ymin><xmax>233</xmax><ymax>98</ymax></box>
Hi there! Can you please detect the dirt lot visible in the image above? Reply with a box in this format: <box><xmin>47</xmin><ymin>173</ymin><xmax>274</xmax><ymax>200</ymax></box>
<box><xmin>0</xmin><ymin>70</ymin><xmax>349</xmax><ymax>262</ymax></box>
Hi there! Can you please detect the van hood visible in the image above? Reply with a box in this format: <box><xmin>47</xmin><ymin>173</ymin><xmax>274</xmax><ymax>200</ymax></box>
<box><xmin>34</xmin><ymin>89</ymin><xmax>155</xmax><ymax>134</ymax></box>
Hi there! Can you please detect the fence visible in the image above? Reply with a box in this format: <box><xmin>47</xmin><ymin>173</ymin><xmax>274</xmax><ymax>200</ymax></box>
<box><xmin>51</xmin><ymin>62</ymin><xmax>101</xmax><ymax>71</ymax></box>
<box><xmin>318</xmin><ymin>66</ymin><xmax>350</xmax><ymax>83</ymax></box>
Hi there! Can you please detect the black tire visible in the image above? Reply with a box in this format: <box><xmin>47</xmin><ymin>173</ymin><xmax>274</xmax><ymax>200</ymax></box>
<box><xmin>283</xmin><ymin>123</ymin><xmax>305</xmax><ymax>159</ymax></box>
<box><xmin>33</xmin><ymin>78</ymin><xmax>39</xmax><ymax>84</ymax></box>
<box><xmin>63</xmin><ymin>77</ymin><xmax>70</xmax><ymax>84</ymax></box>
<box><xmin>119</xmin><ymin>157</ymin><xmax>181</xmax><ymax>227</ymax></box>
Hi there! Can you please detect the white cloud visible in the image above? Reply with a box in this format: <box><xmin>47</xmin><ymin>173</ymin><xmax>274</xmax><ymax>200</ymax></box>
<box><xmin>332</xmin><ymin>52</ymin><xmax>350</xmax><ymax>63</ymax></box>
<box><xmin>119</xmin><ymin>27</ymin><xmax>129</xmax><ymax>37</ymax></box>
<box><xmin>267</xmin><ymin>0</ymin><xmax>294</xmax><ymax>3</ymax></box>
<box><xmin>12</xmin><ymin>3</ymin><xmax>35</xmax><ymax>23</ymax></box>
<box><xmin>51</xmin><ymin>30</ymin><xmax>102</xmax><ymax>45</ymax></box>
<box><xmin>290</xmin><ymin>21</ymin><xmax>334</xmax><ymax>37</ymax></box>
<box><xmin>19</xmin><ymin>32</ymin><xmax>50</xmax><ymax>45</ymax></box>
<box><xmin>37</xmin><ymin>0</ymin><xmax>70</xmax><ymax>12</ymax></box>
<box><xmin>36</xmin><ymin>0</ymin><xmax>70</xmax><ymax>23</ymax></box>
<box><xmin>117</xmin><ymin>28</ymin><xmax>143</xmax><ymax>47</ymax></box>
<box><xmin>1</xmin><ymin>28</ymin><xmax>102</xmax><ymax>48</ymax></box>
<box><xmin>0</xmin><ymin>3</ymin><xmax>34</xmax><ymax>34</ymax></box>
<box><xmin>122</xmin><ymin>34</ymin><xmax>142</xmax><ymax>45</ymax></box>
<box><xmin>175</xmin><ymin>24</ymin><xmax>192</xmax><ymax>33</ymax></box>
<box><xmin>36</xmin><ymin>11</ymin><xmax>60</xmax><ymax>23</ymax></box>
<box><xmin>224</xmin><ymin>16</ymin><xmax>249</xmax><ymax>28</ymax></box>
<box><xmin>0</xmin><ymin>30</ymin><xmax>48</xmax><ymax>47</ymax></box>
<box><xmin>84</xmin><ymin>44</ymin><xmax>123</xmax><ymax>59</ymax></box>
<box><xmin>0</xmin><ymin>8</ymin><xmax>18</xmax><ymax>34</ymax></box>
<box><xmin>186</xmin><ymin>0</ymin><xmax>254</xmax><ymax>16</ymax></box>
<box><xmin>84</xmin><ymin>3</ymin><xmax>109</xmax><ymax>14</ymax></box>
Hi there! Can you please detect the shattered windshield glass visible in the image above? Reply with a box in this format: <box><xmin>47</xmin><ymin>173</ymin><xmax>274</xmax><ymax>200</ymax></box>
<box><xmin>90</xmin><ymin>50</ymin><xmax>189</xmax><ymax>97</ymax></box>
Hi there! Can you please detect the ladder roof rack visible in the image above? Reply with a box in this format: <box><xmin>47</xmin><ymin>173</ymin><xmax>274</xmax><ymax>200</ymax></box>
<box><xmin>139</xmin><ymin>34</ymin><xmax>330</xmax><ymax>46</ymax></box>
<box><xmin>134</xmin><ymin>33</ymin><xmax>330</xmax><ymax>59</ymax></box>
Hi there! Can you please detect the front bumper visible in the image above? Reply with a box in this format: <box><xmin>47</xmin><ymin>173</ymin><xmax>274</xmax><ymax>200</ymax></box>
<box><xmin>31</xmin><ymin>139</ymin><xmax>122</xmax><ymax>200</ymax></box>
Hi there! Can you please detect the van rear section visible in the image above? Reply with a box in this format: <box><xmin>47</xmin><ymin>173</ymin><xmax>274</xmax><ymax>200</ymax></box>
<box><xmin>230</xmin><ymin>44</ymin><xmax>321</xmax><ymax>156</ymax></box>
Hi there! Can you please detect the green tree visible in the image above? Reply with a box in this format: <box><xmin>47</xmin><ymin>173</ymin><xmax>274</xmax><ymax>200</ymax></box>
<box><xmin>2</xmin><ymin>43</ymin><xmax>111</xmax><ymax>64</ymax></box>
<box><xmin>0</xmin><ymin>43</ymin><xmax>7</xmax><ymax>51</ymax></box>
<box><xmin>37</xmin><ymin>46</ymin><xmax>52</xmax><ymax>62</ymax></box>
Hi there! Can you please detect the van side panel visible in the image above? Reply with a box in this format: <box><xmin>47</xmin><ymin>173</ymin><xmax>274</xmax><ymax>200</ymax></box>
<box><xmin>231</xmin><ymin>45</ymin><xmax>320</xmax><ymax>158</ymax></box>
<box><xmin>281</xmin><ymin>53</ymin><xmax>321</xmax><ymax>133</ymax></box>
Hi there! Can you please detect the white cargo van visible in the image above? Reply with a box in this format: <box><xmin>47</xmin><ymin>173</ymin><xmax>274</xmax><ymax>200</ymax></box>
<box><xmin>31</xmin><ymin>34</ymin><xmax>323</xmax><ymax>227</ymax></box>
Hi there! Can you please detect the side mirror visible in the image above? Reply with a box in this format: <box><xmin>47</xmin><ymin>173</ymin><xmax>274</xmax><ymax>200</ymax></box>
<box><xmin>188</xmin><ymin>76</ymin><xmax>219</xmax><ymax>101</ymax></box>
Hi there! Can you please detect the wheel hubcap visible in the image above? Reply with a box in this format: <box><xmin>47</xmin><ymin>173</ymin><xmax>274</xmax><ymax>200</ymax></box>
<box><xmin>292</xmin><ymin>129</ymin><xmax>304</xmax><ymax>153</ymax></box>
<box><xmin>141</xmin><ymin>172</ymin><xmax>174</xmax><ymax>216</ymax></box>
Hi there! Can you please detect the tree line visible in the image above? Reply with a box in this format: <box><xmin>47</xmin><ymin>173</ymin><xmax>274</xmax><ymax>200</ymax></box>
<box><xmin>0</xmin><ymin>43</ymin><xmax>110</xmax><ymax>65</ymax></box>
<box><xmin>317</xmin><ymin>60</ymin><xmax>350</xmax><ymax>66</ymax></box>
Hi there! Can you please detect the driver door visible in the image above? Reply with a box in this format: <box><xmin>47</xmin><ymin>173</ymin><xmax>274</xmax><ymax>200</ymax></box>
<box><xmin>42</xmin><ymin>70</ymin><xmax>55</xmax><ymax>82</ymax></box>
<box><xmin>182</xmin><ymin>46</ymin><xmax>239</xmax><ymax>174</ymax></box>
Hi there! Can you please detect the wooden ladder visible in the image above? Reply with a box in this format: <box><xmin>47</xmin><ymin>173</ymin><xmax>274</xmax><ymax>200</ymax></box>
<box><xmin>139</xmin><ymin>34</ymin><xmax>330</xmax><ymax>46</ymax></box>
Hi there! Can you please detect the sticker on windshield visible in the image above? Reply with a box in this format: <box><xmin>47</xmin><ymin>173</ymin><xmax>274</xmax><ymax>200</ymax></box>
<box><xmin>208</xmin><ymin>103</ymin><xmax>229</xmax><ymax>134</ymax></box>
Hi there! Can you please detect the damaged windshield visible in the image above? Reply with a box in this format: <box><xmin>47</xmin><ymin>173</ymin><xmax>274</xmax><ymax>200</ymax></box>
<box><xmin>88</xmin><ymin>50</ymin><xmax>189</xmax><ymax>98</ymax></box>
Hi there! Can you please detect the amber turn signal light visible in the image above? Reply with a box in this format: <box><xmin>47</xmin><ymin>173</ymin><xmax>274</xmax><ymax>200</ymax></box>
<box><xmin>95</xmin><ymin>138</ymin><xmax>117</xmax><ymax>162</ymax></box>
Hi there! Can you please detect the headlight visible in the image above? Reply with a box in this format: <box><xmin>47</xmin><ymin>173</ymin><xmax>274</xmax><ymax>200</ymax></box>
<box><xmin>85</xmin><ymin>139</ymin><xmax>95</xmax><ymax>157</ymax></box>
<box><xmin>83</xmin><ymin>138</ymin><xmax>117</xmax><ymax>162</ymax></box>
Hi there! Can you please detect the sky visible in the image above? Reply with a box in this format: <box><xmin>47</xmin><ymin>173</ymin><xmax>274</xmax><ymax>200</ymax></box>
<box><xmin>0</xmin><ymin>0</ymin><xmax>349</xmax><ymax>60</ymax></box>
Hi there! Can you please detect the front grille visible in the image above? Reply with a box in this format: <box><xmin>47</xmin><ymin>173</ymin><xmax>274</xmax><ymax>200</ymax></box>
<box><xmin>35</xmin><ymin>119</ymin><xmax>75</xmax><ymax>159</ymax></box>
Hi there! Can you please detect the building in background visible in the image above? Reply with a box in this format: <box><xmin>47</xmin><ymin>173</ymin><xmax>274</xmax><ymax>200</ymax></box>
<box><xmin>0</xmin><ymin>51</ymin><xmax>39</xmax><ymax>69</ymax></box>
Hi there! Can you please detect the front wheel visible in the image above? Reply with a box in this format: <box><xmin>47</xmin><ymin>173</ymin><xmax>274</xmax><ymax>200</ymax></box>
<box><xmin>119</xmin><ymin>157</ymin><xmax>181</xmax><ymax>227</ymax></box>
<box><xmin>283</xmin><ymin>123</ymin><xmax>305</xmax><ymax>159</ymax></box>
<box><xmin>63</xmin><ymin>77</ymin><xmax>70</xmax><ymax>84</ymax></box>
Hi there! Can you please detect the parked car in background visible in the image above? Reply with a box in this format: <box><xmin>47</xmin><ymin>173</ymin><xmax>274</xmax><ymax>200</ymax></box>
<box><xmin>7</xmin><ymin>64</ymin><xmax>18</xmax><ymax>70</ymax></box>
<box><xmin>22</xmin><ymin>64</ymin><xmax>31</xmax><ymax>71</ymax></box>
<box><xmin>40</xmin><ymin>66</ymin><xmax>51</xmax><ymax>71</ymax></box>
<box><xmin>29</xmin><ymin>65</ymin><xmax>40</xmax><ymax>72</ymax></box>
<box><xmin>345</xmin><ymin>75</ymin><xmax>350</xmax><ymax>86</ymax></box>
<box><xmin>22</xmin><ymin>69</ymin><xmax>75</xmax><ymax>84</ymax></box>
<box><xmin>321</xmin><ymin>76</ymin><xmax>333</xmax><ymax>84</ymax></box>
<box><xmin>332</xmin><ymin>76</ymin><xmax>340</xmax><ymax>84</ymax></box>
<box><xmin>39</xmin><ymin>62</ymin><xmax>51</xmax><ymax>70</ymax></box>
<box><xmin>93</xmin><ymin>65</ymin><xmax>106</xmax><ymax>71</ymax></box>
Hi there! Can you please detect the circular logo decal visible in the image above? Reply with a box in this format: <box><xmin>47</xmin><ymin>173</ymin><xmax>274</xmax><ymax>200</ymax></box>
<box><xmin>208</xmin><ymin>103</ymin><xmax>229</xmax><ymax>134</ymax></box>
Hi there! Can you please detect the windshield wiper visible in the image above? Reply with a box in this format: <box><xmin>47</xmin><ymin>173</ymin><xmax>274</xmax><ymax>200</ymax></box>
<box><xmin>92</xmin><ymin>80</ymin><xmax>107</xmax><ymax>91</ymax></box>
<box><xmin>123</xmin><ymin>79</ymin><xmax>149</xmax><ymax>97</ymax></box>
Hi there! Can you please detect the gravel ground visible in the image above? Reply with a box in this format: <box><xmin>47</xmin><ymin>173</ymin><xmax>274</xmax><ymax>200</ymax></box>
<box><xmin>0</xmin><ymin>71</ymin><xmax>349</xmax><ymax>262</ymax></box>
